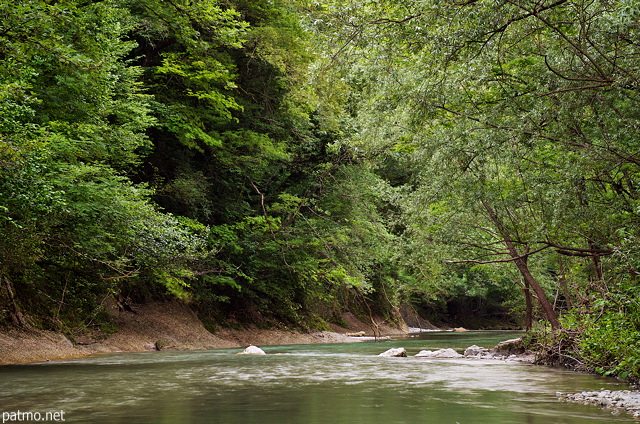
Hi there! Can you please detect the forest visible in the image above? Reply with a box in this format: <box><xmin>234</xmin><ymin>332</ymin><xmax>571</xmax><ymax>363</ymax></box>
<box><xmin>0</xmin><ymin>0</ymin><xmax>639</xmax><ymax>381</ymax></box>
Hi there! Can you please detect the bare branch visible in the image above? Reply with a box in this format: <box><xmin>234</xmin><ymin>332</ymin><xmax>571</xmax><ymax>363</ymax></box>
<box><xmin>445</xmin><ymin>244</ymin><xmax>552</xmax><ymax>264</ymax></box>
<box><xmin>99</xmin><ymin>268</ymin><xmax>141</xmax><ymax>281</ymax></box>
<box><xmin>475</xmin><ymin>0</ymin><xmax>570</xmax><ymax>44</ymax></box>
<box><xmin>543</xmin><ymin>55</ymin><xmax>612</xmax><ymax>83</ymax></box>
<box><xmin>435</xmin><ymin>104</ymin><xmax>563</xmax><ymax>143</ymax></box>
<box><xmin>368</xmin><ymin>14</ymin><xmax>422</xmax><ymax>25</ymax></box>
<box><xmin>546</xmin><ymin>241</ymin><xmax>613</xmax><ymax>256</ymax></box>
<box><xmin>538</xmin><ymin>83</ymin><xmax>611</xmax><ymax>97</ymax></box>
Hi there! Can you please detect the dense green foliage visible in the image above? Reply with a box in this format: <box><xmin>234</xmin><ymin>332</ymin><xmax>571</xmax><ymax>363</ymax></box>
<box><xmin>0</xmin><ymin>0</ymin><xmax>404</xmax><ymax>334</ymax></box>
<box><xmin>305</xmin><ymin>0</ymin><xmax>640</xmax><ymax>379</ymax></box>
<box><xmin>1</xmin><ymin>0</ymin><xmax>639</xmax><ymax>381</ymax></box>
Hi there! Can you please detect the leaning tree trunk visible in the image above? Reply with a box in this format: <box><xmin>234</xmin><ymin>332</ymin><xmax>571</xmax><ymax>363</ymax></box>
<box><xmin>1</xmin><ymin>272</ymin><xmax>28</xmax><ymax>327</ymax></box>
<box><xmin>511</xmin><ymin>253</ymin><xmax>561</xmax><ymax>330</ymax></box>
<box><xmin>482</xmin><ymin>201</ymin><xmax>561</xmax><ymax>330</ymax></box>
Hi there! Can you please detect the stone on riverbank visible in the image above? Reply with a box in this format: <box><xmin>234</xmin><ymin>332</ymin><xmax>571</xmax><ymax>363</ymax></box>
<box><xmin>492</xmin><ymin>338</ymin><xmax>524</xmax><ymax>355</ymax></box>
<box><xmin>415</xmin><ymin>348</ymin><xmax>463</xmax><ymax>358</ymax></box>
<box><xmin>378</xmin><ymin>347</ymin><xmax>407</xmax><ymax>357</ymax></box>
<box><xmin>238</xmin><ymin>345</ymin><xmax>266</xmax><ymax>355</ymax></box>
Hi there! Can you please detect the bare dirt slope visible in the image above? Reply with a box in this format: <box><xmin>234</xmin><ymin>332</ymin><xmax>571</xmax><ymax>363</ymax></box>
<box><xmin>0</xmin><ymin>301</ymin><xmax>408</xmax><ymax>365</ymax></box>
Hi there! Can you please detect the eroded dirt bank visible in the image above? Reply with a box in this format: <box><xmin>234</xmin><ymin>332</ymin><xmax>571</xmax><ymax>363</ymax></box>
<box><xmin>0</xmin><ymin>301</ymin><xmax>407</xmax><ymax>365</ymax></box>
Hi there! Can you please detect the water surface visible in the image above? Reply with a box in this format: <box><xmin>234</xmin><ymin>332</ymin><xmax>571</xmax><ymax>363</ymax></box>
<box><xmin>0</xmin><ymin>331</ymin><xmax>633</xmax><ymax>423</ymax></box>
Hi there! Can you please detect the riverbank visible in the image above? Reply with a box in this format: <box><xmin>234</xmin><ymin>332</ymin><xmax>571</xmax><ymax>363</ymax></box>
<box><xmin>0</xmin><ymin>300</ymin><xmax>407</xmax><ymax>365</ymax></box>
<box><xmin>4</xmin><ymin>305</ymin><xmax>639</xmax><ymax>421</ymax></box>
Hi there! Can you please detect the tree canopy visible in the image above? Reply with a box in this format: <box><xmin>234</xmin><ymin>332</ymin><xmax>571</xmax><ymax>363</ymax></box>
<box><xmin>306</xmin><ymin>0</ymin><xmax>640</xmax><ymax>376</ymax></box>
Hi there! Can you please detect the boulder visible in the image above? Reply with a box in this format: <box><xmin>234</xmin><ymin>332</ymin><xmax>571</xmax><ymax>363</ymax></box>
<box><xmin>346</xmin><ymin>331</ymin><xmax>367</xmax><ymax>337</ymax></box>
<box><xmin>237</xmin><ymin>345</ymin><xmax>266</xmax><ymax>355</ymax></box>
<box><xmin>464</xmin><ymin>345</ymin><xmax>489</xmax><ymax>357</ymax></box>
<box><xmin>492</xmin><ymin>338</ymin><xmax>524</xmax><ymax>355</ymax></box>
<box><xmin>415</xmin><ymin>348</ymin><xmax>463</xmax><ymax>358</ymax></box>
<box><xmin>453</xmin><ymin>327</ymin><xmax>469</xmax><ymax>332</ymax></box>
<box><xmin>378</xmin><ymin>347</ymin><xmax>407</xmax><ymax>357</ymax></box>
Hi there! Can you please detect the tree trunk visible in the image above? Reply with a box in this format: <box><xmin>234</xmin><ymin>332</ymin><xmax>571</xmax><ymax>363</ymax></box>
<box><xmin>482</xmin><ymin>201</ymin><xmax>561</xmax><ymax>330</ymax></box>
<box><xmin>558</xmin><ymin>257</ymin><xmax>573</xmax><ymax>310</ymax></box>
<box><xmin>1</xmin><ymin>273</ymin><xmax>28</xmax><ymax>327</ymax></box>
<box><xmin>523</xmin><ymin>279</ymin><xmax>533</xmax><ymax>331</ymax></box>
<box><xmin>513</xmin><ymin>254</ymin><xmax>561</xmax><ymax>330</ymax></box>
<box><xmin>588</xmin><ymin>241</ymin><xmax>604</xmax><ymax>283</ymax></box>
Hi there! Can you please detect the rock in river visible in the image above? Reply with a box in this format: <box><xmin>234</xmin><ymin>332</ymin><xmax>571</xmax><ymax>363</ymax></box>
<box><xmin>238</xmin><ymin>345</ymin><xmax>266</xmax><ymax>355</ymax></box>
<box><xmin>378</xmin><ymin>347</ymin><xmax>407</xmax><ymax>357</ymax></box>
<box><xmin>464</xmin><ymin>345</ymin><xmax>490</xmax><ymax>357</ymax></box>
<box><xmin>415</xmin><ymin>348</ymin><xmax>463</xmax><ymax>358</ymax></box>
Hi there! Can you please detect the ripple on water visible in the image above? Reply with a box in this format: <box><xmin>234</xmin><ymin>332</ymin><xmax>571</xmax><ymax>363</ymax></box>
<box><xmin>0</xmin><ymin>332</ymin><xmax>635</xmax><ymax>423</ymax></box>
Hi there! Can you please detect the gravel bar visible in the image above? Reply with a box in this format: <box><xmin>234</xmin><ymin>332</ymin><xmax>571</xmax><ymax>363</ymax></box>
<box><xmin>558</xmin><ymin>390</ymin><xmax>640</xmax><ymax>419</ymax></box>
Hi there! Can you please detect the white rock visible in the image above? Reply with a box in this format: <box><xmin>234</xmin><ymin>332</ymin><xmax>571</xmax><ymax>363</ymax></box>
<box><xmin>464</xmin><ymin>345</ymin><xmax>489</xmax><ymax>357</ymax></box>
<box><xmin>378</xmin><ymin>347</ymin><xmax>407</xmax><ymax>357</ymax></box>
<box><xmin>238</xmin><ymin>345</ymin><xmax>266</xmax><ymax>355</ymax></box>
<box><xmin>415</xmin><ymin>348</ymin><xmax>463</xmax><ymax>358</ymax></box>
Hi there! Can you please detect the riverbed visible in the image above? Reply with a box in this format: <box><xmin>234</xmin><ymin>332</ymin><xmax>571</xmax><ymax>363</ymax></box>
<box><xmin>0</xmin><ymin>331</ymin><xmax>634</xmax><ymax>423</ymax></box>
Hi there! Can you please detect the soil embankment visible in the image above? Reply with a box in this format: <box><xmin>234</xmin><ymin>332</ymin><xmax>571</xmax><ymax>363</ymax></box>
<box><xmin>0</xmin><ymin>301</ymin><xmax>407</xmax><ymax>365</ymax></box>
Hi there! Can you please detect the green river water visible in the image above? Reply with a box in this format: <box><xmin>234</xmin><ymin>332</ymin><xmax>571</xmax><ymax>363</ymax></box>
<box><xmin>0</xmin><ymin>331</ymin><xmax>635</xmax><ymax>423</ymax></box>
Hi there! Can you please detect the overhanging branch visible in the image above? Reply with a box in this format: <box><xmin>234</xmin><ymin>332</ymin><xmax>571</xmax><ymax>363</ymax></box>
<box><xmin>546</xmin><ymin>241</ymin><xmax>613</xmax><ymax>256</ymax></box>
<box><xmin>445</xmin><ymin>240</ymin><xmax>613</xmax><ymax>264</ymax></box>
<box><xmin>445</xmin><ymin>244</ymin><xmax>552</xmax><ymax>264</ymax></box>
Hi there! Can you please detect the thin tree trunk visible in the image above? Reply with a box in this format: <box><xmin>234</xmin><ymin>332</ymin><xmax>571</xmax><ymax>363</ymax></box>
<box><xmin>558</xmin><ymin>256</ymin><xmax>574</xmax><ymax>310</ymax></box>
<box><xmin>482</xmin><ymin>201</ymin><xmax>561</xmax><ymax>330</ymax></box>
<box><xmin>523</xmin><ymin>279</ymin><xmax>533</xmax><ymax>331</ymax></box>
<box><xmin>588</xmin><ymin>241</ymin><xmax>604</xmax><ymax>283</ymax></box>
<box><xmin>579</xmin><ymin>183</ymin><xmax>604</xmax><ymax>284</ymax></box>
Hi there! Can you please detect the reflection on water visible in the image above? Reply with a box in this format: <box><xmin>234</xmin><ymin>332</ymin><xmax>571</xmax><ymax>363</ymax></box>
<box><xmin>0</xmin><ymin>331</ymin><xmax>634</xmax><ymax>423</ymax></box>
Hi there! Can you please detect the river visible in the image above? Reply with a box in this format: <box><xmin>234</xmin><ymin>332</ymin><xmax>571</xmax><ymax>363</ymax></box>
<box><xmin>0</xmin><ymin>331</ymin><xmax>634</xmax><ymax>423</ymax></box>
